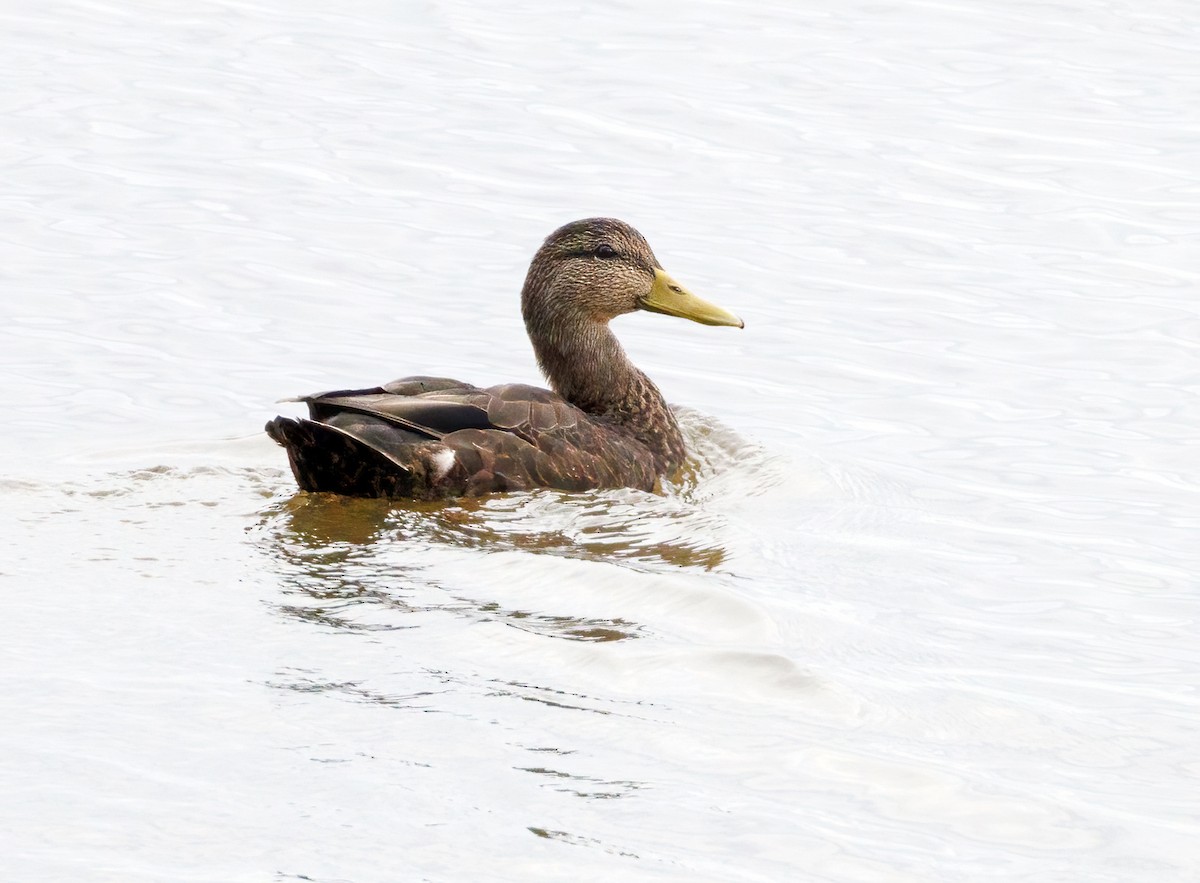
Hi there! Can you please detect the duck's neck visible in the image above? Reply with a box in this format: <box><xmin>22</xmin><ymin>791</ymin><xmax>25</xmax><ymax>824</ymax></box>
<box><xmin>529</xmin><ymin>317</ymin><xmax>685</xmax><ymax>471</ymax></box>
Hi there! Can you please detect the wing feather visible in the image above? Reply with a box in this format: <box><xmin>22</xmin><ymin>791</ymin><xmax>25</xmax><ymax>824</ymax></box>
<box><xmin>271</xmin><ymin>376</ymin><xmax>658</xmax><ymax>496</ymax></box>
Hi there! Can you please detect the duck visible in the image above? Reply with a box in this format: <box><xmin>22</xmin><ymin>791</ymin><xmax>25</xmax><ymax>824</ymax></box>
<box><xmin>266</xmin><ymin>218</ymin><xmax>743</xmax><ymax>498</ymax></box>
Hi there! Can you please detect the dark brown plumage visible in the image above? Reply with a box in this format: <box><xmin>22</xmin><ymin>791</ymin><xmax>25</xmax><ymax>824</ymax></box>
<box><xmin>266</xmin><ymin>218</ymin><xmax>743</xmax><ymax>498</ymax></box>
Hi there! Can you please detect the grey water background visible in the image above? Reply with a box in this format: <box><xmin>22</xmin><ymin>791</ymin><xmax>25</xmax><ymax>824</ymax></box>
<box><xmin>2</xmin><ymin>0</ymin><xmax>1198</xmax><ymax>880</ymax></box>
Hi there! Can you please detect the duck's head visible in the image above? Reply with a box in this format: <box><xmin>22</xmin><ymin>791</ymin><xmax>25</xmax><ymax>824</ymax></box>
<box><xmin>521</xmin><ymin>218</ymin><xmax>744</xmax><ymax>331</ymax></box>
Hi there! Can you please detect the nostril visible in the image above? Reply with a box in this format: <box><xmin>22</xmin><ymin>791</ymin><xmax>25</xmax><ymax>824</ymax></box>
<box><xmin>669</xmin><ymin>285</ymin><xmax>682</xmax><ymax>293</ymax></box>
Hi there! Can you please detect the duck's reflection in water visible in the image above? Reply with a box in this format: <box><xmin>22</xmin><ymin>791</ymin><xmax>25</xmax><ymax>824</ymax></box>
<box><xmin>259</xmin><ymin>483</ymin><xmax>729</xmax><ymax>641</ymax></box>
<box><xmin>261</xmin><ymin>493</ymin><xmax>416</xmax><ymax>633</ymax></box>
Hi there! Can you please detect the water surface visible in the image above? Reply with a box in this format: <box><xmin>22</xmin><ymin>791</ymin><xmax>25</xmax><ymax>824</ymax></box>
<box><xmin>2</xmin><ymin>0</ymin><xmax>1197</xmax><ymax>880</ymax></box>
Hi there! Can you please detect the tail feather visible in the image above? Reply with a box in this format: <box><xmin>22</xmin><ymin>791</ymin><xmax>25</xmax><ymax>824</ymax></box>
<box><xmin>265</xmin><ymin>417</ymin><xmax>417</xmax><ymax>497</ymax></box>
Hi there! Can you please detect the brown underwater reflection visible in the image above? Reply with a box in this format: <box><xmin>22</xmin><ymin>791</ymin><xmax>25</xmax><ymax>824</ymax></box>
<box><xmin>258</xmin><ymin>491</ymin><xmax>656</xmax><ymax>643</ymax></box>
<box><xmin>262</xmin><ymin>483</ymin><xmax>729</xmax><ymax>570</ymax></box>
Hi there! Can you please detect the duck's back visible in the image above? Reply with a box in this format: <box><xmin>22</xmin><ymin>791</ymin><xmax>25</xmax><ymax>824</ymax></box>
<box><xmin>266</xmin><ymin>376</ymin><xmax>662</xmax><ymax>498</ymax></box>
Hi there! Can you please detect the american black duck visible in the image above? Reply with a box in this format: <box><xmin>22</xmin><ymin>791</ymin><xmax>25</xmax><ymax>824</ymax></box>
<box><xmin>266</xmin><ymin>218</ymin><xmax>743</xmax><ymax>498</ymax></box>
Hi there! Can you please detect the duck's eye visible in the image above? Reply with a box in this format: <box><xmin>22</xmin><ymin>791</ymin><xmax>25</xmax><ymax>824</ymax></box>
<box><xmin>594</xmin><ymin>244</ymin><xmax>618</xmax><ymax>259</ymax></box>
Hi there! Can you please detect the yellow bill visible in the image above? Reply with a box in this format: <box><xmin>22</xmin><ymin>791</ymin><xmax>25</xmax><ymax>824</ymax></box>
<box><xmin>641</xmin><ymin>268</ymin><xmax>744</xmax><ymax>328</ymax></box>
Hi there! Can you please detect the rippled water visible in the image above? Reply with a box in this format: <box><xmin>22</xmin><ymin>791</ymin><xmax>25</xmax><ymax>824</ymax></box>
<box><xmin>3</xmin><ymin>0</ymin><xmax>1197</xmax><ymax>880</ymax></box>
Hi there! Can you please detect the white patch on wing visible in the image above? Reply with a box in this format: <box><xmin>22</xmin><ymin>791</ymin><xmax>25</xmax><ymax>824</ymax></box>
<box><xmin>433</xmin><ymin>447</ymin><xmax>457</xmax><ymax>479</ymax></box>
